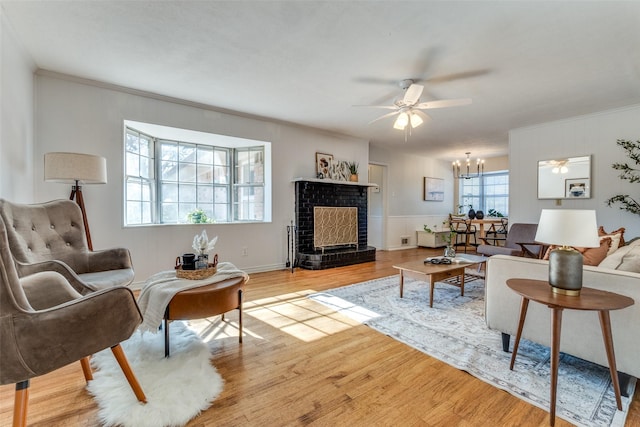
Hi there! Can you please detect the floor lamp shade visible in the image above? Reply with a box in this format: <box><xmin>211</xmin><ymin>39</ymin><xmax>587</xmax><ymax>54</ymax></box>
<box><xmin>44</xmin><ymin>152</ymin><xmax>107</xmax><ymax>184</ymax></box>
<box><xmin>534</xmin><ymin>209</ymin><xmax>599</xmax><ymax>296</ymax></box>
<box><xmin>44</xmin><ymin>152</ymin><xmax>107</xmax><ymax>251</ymax></box>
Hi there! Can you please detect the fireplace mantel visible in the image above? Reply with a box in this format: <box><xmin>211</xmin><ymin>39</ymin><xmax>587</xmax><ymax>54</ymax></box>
<box><xmin>292</xmin><ymin>177</ymin><xmax>378</xmax><ymax>187</ymax></box>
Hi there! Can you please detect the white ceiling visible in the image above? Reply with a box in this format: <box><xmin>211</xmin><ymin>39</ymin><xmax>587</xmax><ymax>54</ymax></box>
<box><xmin>3</xmin><ymin>1</ymin><xmax>640</xmax><ymax>160</ymax></box>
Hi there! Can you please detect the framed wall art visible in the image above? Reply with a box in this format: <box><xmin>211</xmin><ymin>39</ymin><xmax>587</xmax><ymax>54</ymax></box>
<box><xmin>424</xmin><ymin>177</ymin><xmax>444</xmax><ymax>201</ymax></box>
<box><xmin>315</xmin><ymin>153</ymin><xmax>333</xmax><ymax>179</ymax></box>
<box><xmin>565</xmin><ymin>178</ymin><xmax>590</xmax><ymax>198</ymax></box>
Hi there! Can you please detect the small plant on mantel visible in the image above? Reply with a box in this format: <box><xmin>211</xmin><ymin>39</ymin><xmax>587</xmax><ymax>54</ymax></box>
<box><xmin>606</xmin><ymin>139</ymin><xmax>640</xmax><ymax>217</ymax></box>
<box><xmin>347</xmin><ymin>161</ymin><xmax>359</xmax><ymax>182</ymax></box>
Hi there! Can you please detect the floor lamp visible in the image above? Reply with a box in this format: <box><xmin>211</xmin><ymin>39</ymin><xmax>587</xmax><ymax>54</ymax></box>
<box><xmin>44</xmin><ymin>152</ymin><xmax>107</xmax><ymax>251</ymax></box>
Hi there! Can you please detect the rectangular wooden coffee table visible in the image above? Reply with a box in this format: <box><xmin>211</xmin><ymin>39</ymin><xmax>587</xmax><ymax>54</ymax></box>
<box><xmin>393</xmin><ymin>255</ymin><xmax>486</xmax><ymax>308</ymax></box>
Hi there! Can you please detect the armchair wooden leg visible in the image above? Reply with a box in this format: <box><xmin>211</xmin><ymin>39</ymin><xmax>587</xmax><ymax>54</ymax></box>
<box><xmin>80</xmin><ymin>356</ymin><xmax>93</xmax><ymax>382</ymax></box>
<box><xmin>110</xmin><ymin>344</ymin><xmax>147</xmax><ymax>403</ymax></box>
<box><xmin>13</xmin><ymin>380</ymin><xmax>29</xmax><ymax>427</ymax></box>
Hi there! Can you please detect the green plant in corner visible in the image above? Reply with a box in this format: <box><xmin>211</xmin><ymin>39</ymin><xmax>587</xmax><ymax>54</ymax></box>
<box><xmin>606</xmin><ymin>139</ymin><xmax>640</xmax><ymax>217</ymax></box>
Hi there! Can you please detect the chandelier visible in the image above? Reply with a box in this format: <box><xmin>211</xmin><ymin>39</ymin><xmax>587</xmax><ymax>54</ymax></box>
<box><xmin>453</xmin><ymin>152</ymin><xmax>484</xmax><ymax>179</ymax></box>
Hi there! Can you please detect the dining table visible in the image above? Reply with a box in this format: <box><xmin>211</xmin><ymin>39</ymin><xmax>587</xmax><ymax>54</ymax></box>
<box><xmin>455</xmin><ymin>217</ymin><xmax>506</xmax><ymax>239</ymax></box>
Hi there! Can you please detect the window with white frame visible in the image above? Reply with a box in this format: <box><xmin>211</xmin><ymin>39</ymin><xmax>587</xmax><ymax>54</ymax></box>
<box><xmin>124</xmin><ymin>121</ymin><xmax>270</xmax><ymax>226</ymax></box>
<box><xmin>458</xmin><ymin>171</ymin><xmax>509</xmax><ymax>216</ymax></box>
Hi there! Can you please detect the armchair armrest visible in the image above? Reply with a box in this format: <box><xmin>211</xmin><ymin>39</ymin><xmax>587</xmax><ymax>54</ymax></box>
<box><xmin>15</xmin><ymin>259</ymin><xmax>94</xmax><ymax>294</ymax></box>
<box><xmin>20</xmin><ymin>271</ymin><xmax>83</xmax><ymax>310</ymax></box>
<box><xmin>516</xmin><ymin>242</ymin><xmax>546</xmax><ymax>259</ymax></box>
<box><xmin>479</xmin><ymin>237</ymin><xmax>507</xmax><ymax>246</ymax></box>
<box><xmin>86</xmin><ymin>247</ymin><xmax>133</xmax><ymax>272</ymax></box>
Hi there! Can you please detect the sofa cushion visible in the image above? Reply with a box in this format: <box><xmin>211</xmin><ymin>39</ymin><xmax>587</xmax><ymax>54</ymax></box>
<box><xmin>598</xmin><ymin>226</ymin><xmax>625</xmax><ymax>247</ymax></box>
<box><xmin>600</xmin><ymin>244</ymin><xmax>640</xmax><ymax>273</ymax></box>
<box><xmin>543</xmin><ymin>237</ymin><xmax>611</xmax><ymax>266</ymax></box>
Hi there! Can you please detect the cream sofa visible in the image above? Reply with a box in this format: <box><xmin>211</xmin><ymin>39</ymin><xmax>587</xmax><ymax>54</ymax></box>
<box><xmin>485</xmin><ymin>253</ymin><xmax>640</xmax><ymax>385</ymax></box>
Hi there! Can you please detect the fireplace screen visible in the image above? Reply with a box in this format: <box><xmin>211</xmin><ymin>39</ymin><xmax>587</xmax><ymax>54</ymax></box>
<box><xmin>313</xmin><ymin>207</ymin><xmax>358</xmax><ymax>251</ymax></box>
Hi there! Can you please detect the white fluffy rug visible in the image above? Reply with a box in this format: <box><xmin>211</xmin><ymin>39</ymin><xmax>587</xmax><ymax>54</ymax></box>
<box><xmin>310</xmin><ymin>276</ymin><xmax>636</xmax><ymax>427</ymax></box>
<box><xmin>87</xmin><ymin>322</ymin><xmax>223</xmax><ymax>427</ymax></box>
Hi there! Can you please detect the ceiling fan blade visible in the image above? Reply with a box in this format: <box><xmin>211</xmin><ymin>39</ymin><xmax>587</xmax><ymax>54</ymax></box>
<box><xmin>415</xmin><ymin>98</ymin><xmax>472</xmax><ymax>109</ymax></box>
<box><xmin>413</xmin><ymin>109</ymin><xmax>431</xmax><ymax>121</ymax></box>
<box><xmin>353</xmin><ymin>76</ymin><xmax>398</xmax><ymax>86</ymax></box>
<box><xmin>403</xmin><ymin>84</ymin><xmax>424</xmax><ymax>105</ymax></box>
<box><xmin>368</xmin><ymin>110</ymin><xmax>400</xmax><ymax>125</ymax></box>
<box><xmin>425</xmin><ymin>69</ymin><xmax>491</xmax><ymax>84</ymax></box>
<box><xmin>353</xmin><ymin>104</ymin><xmax>398</xmax><ymax>110</ymax></box>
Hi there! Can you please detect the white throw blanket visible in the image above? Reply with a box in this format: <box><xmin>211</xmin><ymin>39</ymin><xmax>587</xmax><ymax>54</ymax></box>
<box><xmin>137</xmin><ymin>261</ymin><xmax>248</xmax><ymax>332</ymax></box>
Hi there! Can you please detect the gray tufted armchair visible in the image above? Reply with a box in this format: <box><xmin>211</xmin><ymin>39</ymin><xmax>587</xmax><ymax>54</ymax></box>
<box><xmin>0</xmin><ymin>199</ymin><xmax>134</xmax><ymax>293</ymax></box>
<box><xmin>0</xmin><ymin>215</ymin><xmax>146</xmax><ymax>427</ymax></box>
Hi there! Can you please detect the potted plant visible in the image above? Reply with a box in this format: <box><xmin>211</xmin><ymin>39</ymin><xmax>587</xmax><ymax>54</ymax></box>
<box><xmin>424</xmin><ymin>222</ymin><xmax>457</xmax><ymax>258</ymax></box>
<box><xmin>347</xmin><ymin>161</ymin><xmax>359</xmax><ymax>182</ymax></box>
<box><xmin>187</xmin><ymin>208</ymin><xmax>214</xmax><ymax>224</ymax></box>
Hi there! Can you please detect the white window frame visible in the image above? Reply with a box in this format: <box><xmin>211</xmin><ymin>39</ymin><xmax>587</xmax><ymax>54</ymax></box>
<box><xmin>123</xmin><ymin>120</ymin><xmax>271</xmax><ymax>226</ymax></box>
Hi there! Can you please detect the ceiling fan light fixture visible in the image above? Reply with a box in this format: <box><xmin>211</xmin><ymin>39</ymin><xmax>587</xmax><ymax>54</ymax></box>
<box><xmin>393</xmin><ymin>112</ymin><xmax>409</xmax><ymax>130</ymax></box>
<box><xmin>409</xmin><ymin>112</ymin><xmax>424</xmax><ymax>128</ymax></box>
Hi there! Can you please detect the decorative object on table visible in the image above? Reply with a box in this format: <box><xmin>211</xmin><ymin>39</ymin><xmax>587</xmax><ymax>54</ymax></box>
<box><xmin>467</xmin><ymin>206</ymin><xmax>476</xmax><ymax>219</ymax></box>
<box><xmin>315</xmin><ymin>152</ymin><xmax>333</xmax><ymax>179</ymax></box>
<box><xmin>309</xmin><ymin>276</ymin><xmax>636</xmax><ymax>427</ymax></box>
<box><xmin>87</xmin><ymin>322</ymin><xmax>223</xmax><ymax>427</ymax></box>
<box><xmin>534</xmin><ymin>209</ymin><xmax>599</xmax><ymax>296</ymax></box>
<box><xmin>44</xmin><ymin>152</ymin><xmax>107</xmax><ymax>251</ymax></box>
<box><xmin>487</xmin><ymin>209</ymin><xmax>505</xmax><ymax>217</ymax></box>
<box><xmin>423</xmin><ymin>177</ymin><xmax>444</xmax><ymax>201</ymax></box>
<box><xmin>423</xmin><ymin>223</ymin><xmax>456</xmax><ymax>257</ymax></box>
<box><xmin>475</xmin><ymin>210</ymin><xmax>484</xmax><ymax>219</ymax></box>
<box><xmin>453</xmin><ymin>152</ymin><xmax>484</xmax><ymax>179</ymax></box>
<box><xmin>181</xmin><ymin>253</ymin><xmax>196</xmax><ymax>270</ymax></box>
<box><xmin>606</xmin><ymin>139</ymin><xmax>640</xmax><ymax>217</ymax></box>
<box><xmin>174</xmin><ymin>230</ymin><xmax>219</xmax><ymax>279</ymax></box>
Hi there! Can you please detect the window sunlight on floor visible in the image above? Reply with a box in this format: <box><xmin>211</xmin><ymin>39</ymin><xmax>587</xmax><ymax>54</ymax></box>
<box><xmin>183</xmin><ymin>289</ymin><xmax>379</xmax><ymax>343</ymax></box>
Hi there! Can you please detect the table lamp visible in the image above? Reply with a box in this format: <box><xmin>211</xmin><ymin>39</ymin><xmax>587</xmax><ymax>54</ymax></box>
<box><xmin>534</xmin><ymin>209</ymin><xmax>599</xmax><ymax>296</ymax></box>
<box><xmin>44</xmin><ymin>152</ymin><xmax>107</xmax><ymax>251</ymax></box>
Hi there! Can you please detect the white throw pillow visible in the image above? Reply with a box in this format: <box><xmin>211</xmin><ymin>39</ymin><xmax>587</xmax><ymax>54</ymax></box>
<box><xmin>617</xmin><ymin>245</ymin><xmax>640</xmax><ymax>273</ymax></box>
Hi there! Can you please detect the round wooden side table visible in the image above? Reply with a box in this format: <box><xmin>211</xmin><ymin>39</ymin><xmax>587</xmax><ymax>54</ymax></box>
<box><xmin>506</xmin><ymin>278</ymin><xmax>634</xmax><ymax>427</ymax></box>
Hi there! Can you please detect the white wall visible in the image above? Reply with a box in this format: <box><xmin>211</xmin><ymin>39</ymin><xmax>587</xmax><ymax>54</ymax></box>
<box><xmin>509</xmin><ymin>104</ymin><xmax>640</xmax><ymax>239</ymax></box>
<box><xmin>0</xmin><ymin>7</ymin><xmax>36</xmax><ymax>201</ymax></box>
<box><xmin>369</xmin><ymin>145</ymin><xmax>454</xmax><ymax>250</ymax></box>
<box><xmin>31</xmin><ymin>73</ymin><xmax>369</xmax><ymax>281</ymax></box>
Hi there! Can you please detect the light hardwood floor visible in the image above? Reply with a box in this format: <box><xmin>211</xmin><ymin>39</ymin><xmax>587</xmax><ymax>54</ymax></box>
<box><xmin>1</xmin><ymin>248</ymin><xmax>638</xmax><ymax>426</ymax></box>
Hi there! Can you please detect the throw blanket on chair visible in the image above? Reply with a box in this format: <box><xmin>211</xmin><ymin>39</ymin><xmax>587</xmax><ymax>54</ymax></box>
<box><xmin>137</xmin><ymin>262</ymin><xmax>248</xmax><ymax>332</ymax></box>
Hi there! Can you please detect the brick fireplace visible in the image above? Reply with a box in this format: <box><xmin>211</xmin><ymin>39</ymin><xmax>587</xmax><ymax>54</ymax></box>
<box><xmin>294</xmin><ymin>179</ymin><xmax>376</xmax><ymax>269</ymax></box>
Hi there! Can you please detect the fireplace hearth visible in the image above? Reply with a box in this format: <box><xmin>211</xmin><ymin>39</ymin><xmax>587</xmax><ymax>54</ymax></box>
<box><xmin>294</xmin><ymin>179</ymin><xmax>376</xmax><ymax>270</ymax></box>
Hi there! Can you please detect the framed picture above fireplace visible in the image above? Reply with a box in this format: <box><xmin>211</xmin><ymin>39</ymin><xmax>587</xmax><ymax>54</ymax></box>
<box><xmin>316</xmin><ymin>153</ymin><xmax>333</xmax><ymax>179</ymax></box>
<box><xmin>424</xmin><ymin>177</ymin><xmax>444</xmax><ymax>201</ymax></box>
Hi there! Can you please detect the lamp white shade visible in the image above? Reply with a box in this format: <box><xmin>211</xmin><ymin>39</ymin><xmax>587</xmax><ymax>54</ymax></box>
<box><xmin>44</xmin><ymin>152</ymin><xmax>107</xmax><ymax>184</ymax></box>
<box><xmin>534</xmin><ymin>209</ymin><xmax>599</xmax><ymax>248</ymax></box>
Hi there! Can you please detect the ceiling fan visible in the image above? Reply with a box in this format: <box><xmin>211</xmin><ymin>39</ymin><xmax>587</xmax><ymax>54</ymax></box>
<box><xmin>356</xmin><ymin>79</ymin><xmax>472</xmax><ymax>131</ymax></box>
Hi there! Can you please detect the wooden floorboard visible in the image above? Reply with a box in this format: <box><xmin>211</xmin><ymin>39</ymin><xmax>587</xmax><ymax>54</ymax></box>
<box><xmin>1</xmin><ymin>247</ymin><xmax>638</xmax><ymax>426</ymax></box>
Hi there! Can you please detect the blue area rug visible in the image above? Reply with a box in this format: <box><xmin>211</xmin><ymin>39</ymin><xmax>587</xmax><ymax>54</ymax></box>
<box><xmin>309</xmin><ymin>275</ymin><xmax>635</xmax><ymax>427</ymax></box>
